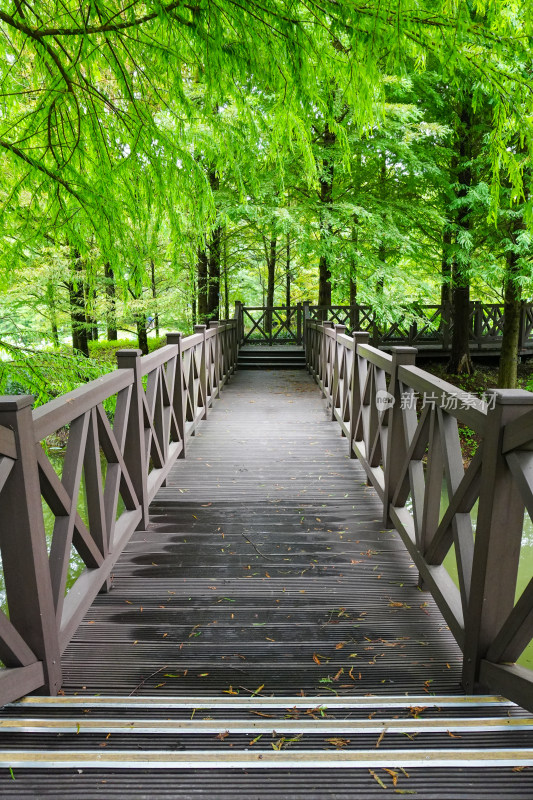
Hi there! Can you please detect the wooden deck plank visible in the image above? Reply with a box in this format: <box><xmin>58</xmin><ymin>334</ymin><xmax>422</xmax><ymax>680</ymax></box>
<box><xmin>60</xmin><ymin>369</ymin><xmax>463</xmax><ymax>697</ymax></box>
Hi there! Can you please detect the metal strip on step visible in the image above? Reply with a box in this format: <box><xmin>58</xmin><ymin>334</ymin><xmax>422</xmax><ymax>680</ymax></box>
<box><xmin>10</xmin><ymin>695</ymin><xmax>513</xmax><ymax>710</ymax></box>
<box><xmin>2</xmin><ymin>716</ymin><xmax>532</xmax><ymax>735</ymax></box>
<box><xmin>0</xmin><ymin>748</ymin><xmax>532</xmax><ymax>769</ymax></box>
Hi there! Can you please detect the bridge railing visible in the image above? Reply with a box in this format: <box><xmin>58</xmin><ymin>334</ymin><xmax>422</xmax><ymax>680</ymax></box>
<box><xmin>305</xmin><ymin>302</ymin><xmax>533</xmax><ymax>352</ymax></box>
<box><xmin>235</xmin><ymin>302</ymin><xmax>303</xmax><ymax>345</ymax></box>
<box><xmin>306</xmin><ymin>319</ymin><xmax>533</xmax><ymax>712</ymax></box>
<box><xmin>0</xmin><ymin>320</ymin><xmax>239</xmax><ymax>706</ymax></box>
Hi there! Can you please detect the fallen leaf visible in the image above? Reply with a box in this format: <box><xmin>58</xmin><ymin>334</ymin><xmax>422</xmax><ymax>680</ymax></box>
<box><xmin>325</xmin><ymin>737</ymin><xmax>350</xmax><ymax>748</ymax></box>
<box><xmin>369</xmin><ymin>769</ymin><xmax>387</xmax><ymax>789</ymax></box>
<box><xmin>376</xmin><ymin>728</ymin><xmax>387</xmax><ymax>748</ymax></box>
<box><xmin>216</xmin><ymin>731</ymin><xmax>229</xmax><ymax>740</ymax></box>
<box><xmin>383</xmin><ymin>768</ymin><xmax>398</xmax><ymax>785</ymax></box>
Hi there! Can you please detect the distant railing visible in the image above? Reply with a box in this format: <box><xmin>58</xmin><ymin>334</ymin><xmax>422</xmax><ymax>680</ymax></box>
<box><xmin>306</xmin><ymin>319</ymin><xmax>533</xmax><ymax>713</ymax></box>
<box><xmin>236</xmin><ymin>302</ymin><xmax>303</xmax><ymax>345</ymax></box>
<box><xmin>0</xmin><ymin>319</ymin><xmax>239</xmax><ymax>706</ymax></box>
<box><xmin>305</xmin><ymin>302</ymin><xmax>533</xmax><ymax>353</ymax></box>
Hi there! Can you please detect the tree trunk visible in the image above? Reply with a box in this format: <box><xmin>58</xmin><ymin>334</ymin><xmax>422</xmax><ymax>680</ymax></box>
<box><xmin>376</xmin><ymin>160</ymin><xmax>386</xmax><ymax>294</ymax></box>
<box><xmin>69</xmin><ymin>253</ymin><xmax>89</xmax><ymax>357</ymax></box>
<box><xmin>190</xmin><ymin>267</ymin><xmax>197</xmax><ymax>327</ymax></box>
<box><xmin>285</xmin><ymin>235</ymin><xmax>291</xmax><ymax>310</ymax></box>
<box><xmin>265</xmin><ymin>234</ymin><xmax>277</xmax><ymax>336</ymax></box>
<box><xmin>207</xmin><ymin>167</ymin><xmax>221</xmax><ymax>320</ymax></box>
<box><xmin>224</xmin><ymin>232</ymin><xmax>229</xmax><ymax>319</ymax></box>
<box><xmin>449</xmin><ymin>104</ymin><xmax>474</xmax><ymax>374</ymax></box>
<box><xmin>350</xmin><ymin>278</ymin><xmax>358</xmax><ymax>331</ymax></box>
<box><xmin>135</xmin><ymin>313</ymin><xmax>149</xmax><ymax>355</ymax></box>
<box><xmin>349</xmin><ymin>221</ymin><xmax>359</xmax><ymax>330</ymax></box>
<box><xmin>498</xmin><ymin>252</ymin><xmax>523</xmax><ymax>388</ymax></box>
<box><xmin>440</xmin><ymin>227</ymin><xmax>453</xmax><ymax>349</ymax></box>
<box><xmin>84</xmin><ymin>279</ymin><xmax>98</xmax><ymax>341</ymax></box>
<box><xmin>150</xmin><ymin>259</ymin><xmax>160</xmax><ymax>338</ymax></box>
<box><xmin>46</xmin><ymin>283</ymin><xmax>60</xmax><ymax>348</ymax></box>
<box><xmin>208</xmin><ymin>225</ymin><xmax>221</xmax><ymax>319</ymax></box>
<box><xmin>376</xmin><ymin>241</ymin><xmax>386</xmax><ymax>294</ymax></box>
<box><xmin>449</xmin><ymin>280</ymin><xmax>471</xmax><ymax>374</ymax></box>
<box><xmin>318</xmin><ymin>123</ymin><xmax>335</xmax><ymax>307</ymax></box>
<box><xmin>197</xmin><ymin>246</ymin><xmax>209</xmax><ymax>323</ymax></box>
<box><xmin>104</xmin><ymin>263</ymin><xmax>118</xmax><ymax>340</ymax></box>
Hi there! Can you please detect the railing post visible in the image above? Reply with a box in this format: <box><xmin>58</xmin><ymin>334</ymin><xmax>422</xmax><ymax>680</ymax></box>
<box><xmin>383</xmin><ymin>347</ymin><xmax>418</xmax><ymax>526</ymax></box>
<box><xmin>234</xmin><ymin>301</ymin><xmax>244</xmax><ymax>345</ymax></box>
<box><xmin>331</xmin><ymin>324</ymin><xmax>346</xmax><ymax>421</ymax></box>
<box><xmin>166</xmin><ymin>333</ymin><xmax>187</xmax><ymax>458</ymax></box>
<box><xmin>194</xmin><ymin>324</ymin><xmax>208</xmax><ymax>420</ymax></box>
<box><xmin>208</xmin><ymin>321</ymin><xmax>221</xmax><ymax>398</ymax></box>
<box><xmin>116</xmin><ymin>350</ymin><xmax>149</xmax><ymax>527</ymax></box>
<box><xmin>350</xmin><ymin>332</ymin><xmax>370</xmax><ymax>459</ymax></box>
<box><xmin>462</xmin><ymin>389</ymin><xmax>533</xmax><ymax>693</ymax></box>
<box><xmin>320</xmin><ymin>321</ymin><xmax>334</xmax><ymax>397</ymax></box>
<box><xmin>296</xmin><ymin>302</ymin><xmax>303</xmax><ymax>345</ymax></box>
<box><xmin>0</xmin><ymin>396</ymin><xmax>62</xmax><ymax>694</ymax></box>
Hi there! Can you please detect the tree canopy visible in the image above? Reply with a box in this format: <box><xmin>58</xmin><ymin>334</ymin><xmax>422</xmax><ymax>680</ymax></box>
<box><xmin>1</xmin><ymin>0</ymin><xmax>533</xmax><ymax>392</ymax></box>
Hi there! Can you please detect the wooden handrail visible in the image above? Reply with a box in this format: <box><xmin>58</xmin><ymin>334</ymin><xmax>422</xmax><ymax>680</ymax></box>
<box><xmin>0</xmin><ymin>322</ymin><xmax>239</xmax><ymax>704</ymax></box>
<box><xmin>306</xmin><ymin>318</ymin><xmax>533</xmax><ymax>713</ymax></box>
<box><xmin>245</xmin><ymin>301</ymin><xmax>533</xmax><ymax>352</ymax></box>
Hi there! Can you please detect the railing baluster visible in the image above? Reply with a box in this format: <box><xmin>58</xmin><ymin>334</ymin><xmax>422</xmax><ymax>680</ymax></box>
<box><xmin>350</xmin><ymin>332</ymin><xmax>370</xmax><ymax>459</ymax></box>
<box><xmin>381</xmin><ymin>347</ymin><xmax>417</xmax><ymax>527</ymax></box>
<box><xmin>194</xmin><ymin>324</ymin><xmax>208</xmax><ymax>420</ymax></box>
<box><xmin>463</xmin><ymin>389</ymin><xmax>533</xmax><ymax>693</ymax></box>
<box><xmin>166</xmin><ymin>333</ymin><xmax>186</xmax><ymax>458</ymax></box>
<box><xmin>0</xmin><ymin>396</ymin><xmax>61</xmax><ymax>694</ymax></box>
<box><xmin>331</xmin><ymin>325</ymin><xmax>345</xmax><ymax>420</ymax></box>
<box><xmin>208</xmin><ymin>321</ymin><xmax>221</xmax><ymax>398</ymax></box>
<box><xmin>116</xmin><ymin>350</ymin><xmax>148</xmax><ymax>529</ymax></box>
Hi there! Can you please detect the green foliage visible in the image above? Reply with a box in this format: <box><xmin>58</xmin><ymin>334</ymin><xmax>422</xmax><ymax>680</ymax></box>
<box><xmin>88</xmin><ymin>337</ymin><xmax>166</xmax><ymax>363</ymax></box>
<box><xmin>0</xmin><ymin>346</ymin><xmax>105</xmax><ymax>407</ymax></box>
<box><xmin>0</xmin><ymin>1</ymin><xmax>532</xmax><ymax>385</ymax></box>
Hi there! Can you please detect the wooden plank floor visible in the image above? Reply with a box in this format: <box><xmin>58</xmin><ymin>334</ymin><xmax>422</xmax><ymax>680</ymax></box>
<box><xmin>61</xmin><ymin>369</ymin><xmax>464</xmax><ymax>697</ymax></box>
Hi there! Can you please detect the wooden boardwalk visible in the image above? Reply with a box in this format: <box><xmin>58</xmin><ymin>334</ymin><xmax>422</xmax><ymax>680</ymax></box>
<box><xmin>3</xmin><ymin>367</ymin><xmax>533</xmax><ymax>798</ymax></box>
<box><xmin>61</xmin><ymin>368</ymin><xmax>463</xmax><ymax>697</ymax></box>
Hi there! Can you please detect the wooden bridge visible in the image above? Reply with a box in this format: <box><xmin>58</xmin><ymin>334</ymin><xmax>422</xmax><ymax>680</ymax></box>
<box><xmin>1</xmin><ymin>318</ymin><xmax>533</xmax><ymax>796</ymax></box>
